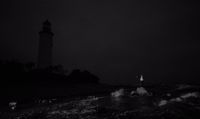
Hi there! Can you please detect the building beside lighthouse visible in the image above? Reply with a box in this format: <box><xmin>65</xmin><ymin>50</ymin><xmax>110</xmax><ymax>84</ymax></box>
<box><xmin>37</xmin><ymin>20</ymin><xmax>54</xmax><ymax>68</ymax></box>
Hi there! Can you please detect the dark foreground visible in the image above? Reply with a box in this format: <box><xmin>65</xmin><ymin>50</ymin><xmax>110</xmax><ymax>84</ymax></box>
<box><xmin>1</xmin><ymin>84</ymin><xmax>200</xmax><ymax>119</ymax></box>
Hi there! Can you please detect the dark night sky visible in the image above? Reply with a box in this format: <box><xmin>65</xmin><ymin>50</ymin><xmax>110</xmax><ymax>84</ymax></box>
<box><xmin>0</xmin><ymin>0</ymin><xmax>199</xmax><ymax>85</ymax></box>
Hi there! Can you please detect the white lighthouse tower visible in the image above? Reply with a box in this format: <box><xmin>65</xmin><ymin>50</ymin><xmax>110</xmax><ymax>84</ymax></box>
<box><xmin>140</xmin><ymin>75</ymin><xmax>144</xmax><ymax>87</ymax></box>
<box><xmin>37</xmin><ymin>20</ymin><xmax>54</xmax><ymax>69</ymax></box>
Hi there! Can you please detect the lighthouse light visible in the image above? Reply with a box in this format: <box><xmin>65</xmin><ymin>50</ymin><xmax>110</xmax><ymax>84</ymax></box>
<box><xmin>140</xmin><ymin>75</ymin><xmax>144</xmax><ymax>82</ymax></box>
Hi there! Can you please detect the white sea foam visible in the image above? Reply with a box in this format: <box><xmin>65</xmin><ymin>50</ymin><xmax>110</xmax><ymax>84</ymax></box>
<box><xmin>158</xmin><ymin>100</ymin><xmax>168</xmax><ymax>106</ymax></box>
<box><xmin>159</xmin><ymin>92</ymin><xmax>199</xmax><ymax>107</ymax></box>
<box><xmin>180</xmin><ymin>92</ymin><xmax>199</xmax><ymax>99</ymax></box>
<box><xmin>177</xmin><ymin>84</ymin><xmax>193</xmax><ymax>90</ymax></box>
<box><xmin>111</xmin><ymin>88</ymin><xmax>125</xmax><ymax>97</ymax></box>
<box><xmin>9</xmin><ymin>101</ymin><xmax>17</xmax><ymax>110</ymax></box>
<box><xmin>170</xmin><ymin>97</ymin><xmax>182</xmax><ymax>102</ymax></box>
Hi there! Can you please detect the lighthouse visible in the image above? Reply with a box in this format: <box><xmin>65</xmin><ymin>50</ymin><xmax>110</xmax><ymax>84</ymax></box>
<box><xmin>37</xmin><ymin>20</ymin><xmax>54</xmax><ymax>69</ymax></box>
<box><xmin>139</xmin><ymin>75</ymin><xmax>144</xmax><ymax>87</ymax></box>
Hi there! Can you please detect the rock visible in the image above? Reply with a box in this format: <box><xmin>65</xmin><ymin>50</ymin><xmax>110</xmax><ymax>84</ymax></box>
<box><xmin>136</xmin><ymin>87</ymin><xmax>149</xmax><ymax>96</ymax></box>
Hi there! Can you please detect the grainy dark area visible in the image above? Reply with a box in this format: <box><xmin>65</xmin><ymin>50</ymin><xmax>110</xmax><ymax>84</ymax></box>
<box><xmin>0</xmin><ymin>0</ymin><xmax>200</xmax><ymax>118</ymax></box>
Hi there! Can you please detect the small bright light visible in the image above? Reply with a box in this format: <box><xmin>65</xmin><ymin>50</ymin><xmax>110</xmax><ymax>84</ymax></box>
<box><xmin>140</xmin><ymin>75</ymin><xmax>144</xmax><ymax>82</ymax></box>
